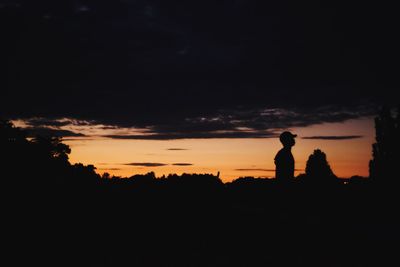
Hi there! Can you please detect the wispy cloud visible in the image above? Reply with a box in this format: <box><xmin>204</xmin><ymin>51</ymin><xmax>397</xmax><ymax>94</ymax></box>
<box><xmin>124</xmin><ymin>162</ymin><xmax>167</xmax><ymax>167</ymax></box>
<box><xmin>167</xmin><ymin>148</ymin><xmax>189</xmax><ymax>151</ymax></box>
<box><xmin>235</xmin><ymin>168</ymin><xmax>304</xmax><ymax>172</ymax></box>
<box><xmin>235</xmin><ymin>168</ymin><xmax>275</xmax><ymax>172</ymax></box>
<box><xmin>104</xmin><ymin>130</ymin><xmax>276</xmax><ymax>140</ymax></box>
<box><xmin>302</xmin><ymin>135</ymin><xmax>363</xmax><ymax>140</ymax></box>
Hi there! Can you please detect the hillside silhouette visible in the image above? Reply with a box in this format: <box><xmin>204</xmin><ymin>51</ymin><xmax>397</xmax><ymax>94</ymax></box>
<box><xmin>2</xmin><ymin>110</ymin><xmax>400</xmax><ymax>267</ymax></box>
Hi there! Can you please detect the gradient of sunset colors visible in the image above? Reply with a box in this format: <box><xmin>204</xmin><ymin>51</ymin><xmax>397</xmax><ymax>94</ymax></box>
<box><xmin>27</xmin><ymin>117</ymin><xmax>375</xmax><ymax>182</ymax></box>
<box><xmin>3</xmin><ymin>1</ymin><xmax>397</xmax><ymax>184</ymax></box>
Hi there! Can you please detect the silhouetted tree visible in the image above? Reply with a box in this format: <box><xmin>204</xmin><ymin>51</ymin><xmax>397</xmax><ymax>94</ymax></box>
<box><xmin>305</xmin><ymin>149</ymin><xmax>337</xmax><ymax>184</ymax></box>
<box><xmin>0</xmin><ymin>120</ymin><xmax>27</xmax><ymax>143</ymax></box>
<box><xmin>1</xmin><ymin>120</ymin><xmax>30</xmax><ymax>177</ymax></box>
<box><xmin>1</xmin><ymin>119</ymin><xmax>28</xmax><ymax>156</ymax></box>
<box><xmin>101</xmin><ymin>172</ymin><xmax>112</xmax><ymax>179</ymax></box>
<box><xmin>71</xmin><ymin>163</ymin><xmax>100</xmax><ymax>184</ymax></box>
<box><xmin>31</xmin><ymin>136</ymin><xmax>71</xmax><ymax>162</ymax></box>
<box><xmin>369</xmin><ymin>106</ymin><xmax>400</xmax><ymax>183</ymax></box>
<box><xmin>0</xmin><ymin>120</ymin><xmax>100</xmax><ymax>188</ymax></box>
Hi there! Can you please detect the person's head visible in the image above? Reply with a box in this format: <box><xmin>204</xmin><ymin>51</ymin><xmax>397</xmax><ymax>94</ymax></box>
<box><xmin>279</xmin><ymin>131</ymin><xmax>297</xmax><ymax>148</ymax></box>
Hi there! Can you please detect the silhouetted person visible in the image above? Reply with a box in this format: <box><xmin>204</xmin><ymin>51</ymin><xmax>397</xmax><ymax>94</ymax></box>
<box><xmin>275</xmin><ymin>131</ymin><xmax>297</xmax><ymax>182</ymax></box>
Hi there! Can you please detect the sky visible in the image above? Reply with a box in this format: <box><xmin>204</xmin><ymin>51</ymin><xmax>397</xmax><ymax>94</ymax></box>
<box><xmin>12</xmin><ymin>116</ymin><xmax>374</xmax><ymax>181</ymax></box>
<box><xmin>1</xmin><ymin>1</ymin><xmax>398</xmax><ymax>181</ymax></box>
<box><xmin>67</xmin><ymin>116</ymin><xmax>375</xmax><ymax>181</ymax></box>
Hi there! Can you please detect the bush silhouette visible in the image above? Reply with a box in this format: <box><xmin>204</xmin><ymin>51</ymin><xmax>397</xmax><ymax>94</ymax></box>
<box><xmin>305</xmin><ymin>149</ymin><xmax>337</xmax><ymax>183</ymax></box>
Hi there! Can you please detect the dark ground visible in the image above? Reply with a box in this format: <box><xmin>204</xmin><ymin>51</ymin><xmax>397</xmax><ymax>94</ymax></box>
<box><xmin>5</xmin><ymin>176</ymin><xmax>400</xmax><ymax>267</ymax></box>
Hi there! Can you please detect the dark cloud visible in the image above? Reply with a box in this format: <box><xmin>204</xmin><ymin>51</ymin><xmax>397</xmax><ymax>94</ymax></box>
<box><xmin>235</xmin><ymin>169</ymin><xmax>275</xmax><ymax>172</ymax></box>
<box><xmin>302</xmin><ymin>136</ymin><xmax>364</xmax><ymax>140</ymax></box>
<box><xmin>2</xmin><ymin>1</ymin><xmax>398</xmax><ymax>134</ymax></box>
<box><xmin>25</xmin><ymin>118</ymin><xmax>72</xmax><ymax>127</ymax></box>
<box><xmin>24</xmin><ymin>127</ymin><xmax>85</xmax><ymax>138</ymax></box>
<box><xmin>100</xmin><ymin>125</ymin><xmax>120</xmax><ymax>130</ymax></box>
<box><xmin>14</xmin><ymin>107</ymin><xmax>375</xmax><ymax>140</ymax></box>
<box><xmin>124</xmin><ymin>162</ymin><xmax>167</xmax><ymax>167</ymax></box>
<box><xmin>102</xmin><ymin>106</ymin><xmax>373</xmax><ymax>139</ymax></box>
<box><xmin>23</xmin><ymin>118</ymin><xmax>94</xmax><ymax>127</ymax></box>
<box><xmin>123</xmin><ymin>162</ymin><xmax>192</xmax><ymax>167</ymax></box>
<box><xmin>167</xmin><ymin>148</ymin><xmax>189</xmax><ymax>151</ymax></box>
<box><xmin>235</xmin><ymin>168</ymin><xmax>304</xmax><ymax>172</ymax></box>
<box><xmin>105</xmin><ymin>131</ymin><xmax>276</xmax><ymax>140</ymax></box>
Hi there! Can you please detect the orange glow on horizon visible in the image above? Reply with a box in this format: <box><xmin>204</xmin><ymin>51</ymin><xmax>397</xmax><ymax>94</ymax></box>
<box><xmin>64</xmin><ymin>117</ymin><xmax>375</xmax><ymax>182</ymax></box>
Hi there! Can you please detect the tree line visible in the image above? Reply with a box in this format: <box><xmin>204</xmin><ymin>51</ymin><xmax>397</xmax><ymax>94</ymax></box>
<box><xmin>1</xmin><ymin>106</ymin><xmax>399</xmax><ymax>190</ymax></box>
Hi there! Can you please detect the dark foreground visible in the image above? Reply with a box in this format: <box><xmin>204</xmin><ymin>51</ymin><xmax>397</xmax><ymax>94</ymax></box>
<box><xmin>5</xmin><ymin>175</ymin><xmax>400</xmax><ymax>267</ymax></box>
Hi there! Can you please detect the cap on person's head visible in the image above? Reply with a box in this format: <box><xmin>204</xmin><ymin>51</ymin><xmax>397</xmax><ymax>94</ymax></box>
<box><xmin>279</xmin><ymin>131</ymin><xmax>297</xmax><ymax>143</ymax></box>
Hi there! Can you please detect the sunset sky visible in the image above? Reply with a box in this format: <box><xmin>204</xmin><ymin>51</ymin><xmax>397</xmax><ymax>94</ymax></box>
<box><xmin>13</xmin><ymin>116</ymin><xmax>375</xmax><ymax>181</ymax></box>
<box><xmin>2</xmin><ymin>1</ymin><xmax>398</xmax><ymax>182</ymax></box>
<box><xmin>66</xmin><ymin>116</ymin><xmax>374</xmax><ymax>181</ymax></box>
<box><xmin>3</xmin><ymin>4</ymin><xmax>399</xmax><ymax>267</ymax></box>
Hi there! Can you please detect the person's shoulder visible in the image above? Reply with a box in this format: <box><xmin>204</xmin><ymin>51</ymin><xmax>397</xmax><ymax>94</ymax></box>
<box><xmin>275</xmin><ymin>148</ymin><xmax>285</xmax><ymax>159</ymax></box>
